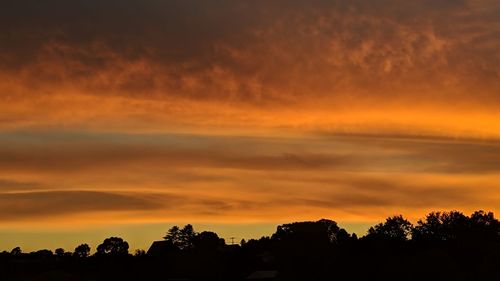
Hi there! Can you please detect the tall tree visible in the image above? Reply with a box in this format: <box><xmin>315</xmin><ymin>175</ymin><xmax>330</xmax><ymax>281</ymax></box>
<box><xmin>164</xmin><ymin>224</ymin><xmax>198</xmax><ymax>250</ymax></box>
<box><xmin>10</xmin><ymin>247</ymin><xmax>22</xmax><ymax>256</ymax></box>
<box><xmin>55</xmin><ymin>248</ymin><xmax>65</xmax><ymax>257</ymax></box>
<box><xmin>367</xmin><ymin>215</ymin><xmax>413</xmax><ymax>241</ymax></box>
<box><xmin>74</xmin><ymin>244</ymin><xmax>91</xmax><ymax>258</ymax></box>
<box><xmin>96</xmin><ymin>237</ymin><xmax>129</xmax><ymax>256</ymax></box>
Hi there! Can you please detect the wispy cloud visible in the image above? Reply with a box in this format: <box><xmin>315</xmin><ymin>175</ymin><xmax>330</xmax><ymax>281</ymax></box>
<box><xmin>0</xmin><ymin>131</ymin><xmax>499</xmax><ymax>224</ymax></box>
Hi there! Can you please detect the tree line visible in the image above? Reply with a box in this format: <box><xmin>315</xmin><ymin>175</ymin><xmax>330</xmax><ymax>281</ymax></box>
<box><xmin>1</xmin><ymin>210</ymin><xmax>500</xmax><ymax>280</ymax></box>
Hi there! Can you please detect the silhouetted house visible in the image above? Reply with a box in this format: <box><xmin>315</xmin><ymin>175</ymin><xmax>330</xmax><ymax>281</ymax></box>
<box><xmin>246</xmin><ymin>270</ymin><xmax>278</xmax><ymax>280</ymax></box>
<box><xmin>147</xmin><ymin>240</ymin><xmax>177</xmax><ymax>256</ymax></box>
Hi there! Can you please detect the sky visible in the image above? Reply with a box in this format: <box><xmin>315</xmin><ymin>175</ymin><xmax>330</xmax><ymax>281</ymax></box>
<box><xmin>1</xmin><ymin>0</ymin><xmax>500</xmax><ymax>252</ymax></box>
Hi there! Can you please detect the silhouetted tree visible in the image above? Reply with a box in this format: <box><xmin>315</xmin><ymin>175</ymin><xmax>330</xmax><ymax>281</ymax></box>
<box><xmin>367</xmin><ymin>215</ymin><xmax>413</xmax><ymax>241</ymax></box>
<box><xmin>272</xmin><ymin>219</ymin><xmax>346</xmax><ymax>245</ymax></box>
<box><xmin>97</xmin><ymin>237</ymin><xmax>129</xmax><ymax>256</ymax></box>
<box><xmin>164</xmin><ymin>225</ymin><xmax>180</xmax><ymax>241</ymax></box>
<box><xmin>193</xmin><ymin>231</ymin><xmax>225</xmax><ymax>250</ymax></box>
<box><xmin>134</xmin><ymin>249</ymin><xmax>146</xmax><ymax>256</ymax></box>
<box><xmin>336</xmin><ymin>228</ymin><xmax>352</xmax><ymax>243</ymax></box>
<box><xmin>3</xmin><ymin>210</ymin><xmax>500</xmax><ymax>281</ymax></box>
<box><xmin>164</xmin><ymin>224</ymin><xmax>197</xmax><ymax>250</ymax></box>
<box><xmin>74</xmin><ymin>244</ymin><xmax>91</xmax><ymax>258</ymax></box>
<box><xmin>10</xmin><ymin>247</ymin><xmax>21</xmax><ymax>256</ymax></box>
<box><xmin>469</xmin><ymin>210</ymin><xmax>500</xmax><ymax>243</ymax></box>
<box><xmin>33</xmin><ymin>249</ymin><xmax>53</xmax><ymax>258</ymax></box>
<box><xmin>412</xmin><ymin>211</ymin><xmax>468</xmax><ymax>242</ymax></box>
<box><xmin>55</xmin><ymin>248</ymin><xmax>65</xmax><ymax>257</ymax></box>
<box><xmin>179</xmin><ymin>224</ymin><xmax>196</xmax><ymax>249</ymax></box>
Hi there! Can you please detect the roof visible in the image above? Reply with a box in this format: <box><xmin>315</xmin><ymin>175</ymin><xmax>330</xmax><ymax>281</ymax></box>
<box><xmin>147</xmin><ymin>240</ymin><xmax>176</xmax><ymax>255</ymax></box>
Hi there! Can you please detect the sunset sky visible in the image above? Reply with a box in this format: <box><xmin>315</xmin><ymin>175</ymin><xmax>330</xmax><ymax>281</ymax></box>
<box><xmin>1</xmin><ymin>0</ymin><xmax>500</xmax><ymax>252</ymax></box>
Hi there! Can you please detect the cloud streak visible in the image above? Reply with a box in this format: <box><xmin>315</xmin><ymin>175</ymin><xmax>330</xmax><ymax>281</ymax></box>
<box><xmin>1</xmin><ymin>132</ymin><xmax>500</xmax><ymax>174</ymax></box>
<box><xmin>0</xmin><ymin>191</ymin><xmax>163</xmax><ymax>221</ymax></box>
<box><xmin>0</xmin><ymin>131</ymin><xmax>499</xmax><ymax>225</ymax></box>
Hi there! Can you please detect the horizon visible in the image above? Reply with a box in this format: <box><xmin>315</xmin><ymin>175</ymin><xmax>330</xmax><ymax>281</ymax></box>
<box><xmin>1</xmin><ymin>210</ymin><xmax>495</xmax><ymax>253</ymax></box>
<box><xmin>0</xmin><ymin>220</ymin><xmax>374</xmax><ymax>253</ymax></box>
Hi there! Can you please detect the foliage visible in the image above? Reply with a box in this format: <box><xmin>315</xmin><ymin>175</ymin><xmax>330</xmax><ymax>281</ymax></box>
<box><xmin>74</xmin><ymin>243</ymin><xmax>91</xmax><ymax>258</ymax></box>
<box><xmin>367</xmin><ymin>215</ymin><xmax>413</xmax><ymax>241</ymax></box>
<box><xmin>96</xmin><ymin>237</ymin><xmax>129</xmax><ymax>256</ymax></box>
<box><xmin>3</xmin><ymin>210</ymin><xmax>500</xmax><ymax>280</ymax></box>
<box><xmin>55</xmin><ymin>248</ymin><xmax>65</xmax><ymax>257</ymax></box>
<box><xmin>10</xmin><ymin>246</ymin><xmax>22</xmax><ymax>256</ymax></box>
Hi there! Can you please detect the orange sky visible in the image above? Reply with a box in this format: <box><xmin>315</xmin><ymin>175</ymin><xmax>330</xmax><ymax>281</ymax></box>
<box><xmin>1</xmin><ymin>0</ymin><xmax>500</xmax><ymax>252</ymax></box>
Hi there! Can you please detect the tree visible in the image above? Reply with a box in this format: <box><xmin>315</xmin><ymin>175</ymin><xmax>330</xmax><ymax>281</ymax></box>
<box><xmin>412</xmin><ymin>211</ymin><xmax>468</xmax><ymax>242</ymax></box>
<box><xmin>74</xmin><ymin>244</ymin><xmax>91</xmax><ymax>258</ymax></box>
<box><xmin>336</xmin><ymin>228</ymin><xmax>352</xmax><ymax>243</ymax></box>
<box><xmin>33</xmin><ymin>249</ymin><xmax>53</xmax><ymax>258</ymax></box>
<box><xmin>55</xmin><ymin>248</ymin><xmax>65</xmax><ymax>257</ymax></box>
<box><xmin>367</xmin><ymin>215</ymin><xmax>413</xmax><ymax>241</ymax></box>
<box><xmin>96</xmin><ymin>237</ymin><xmax>129</xmax><ymax>256</ymax></box>
<box><xmin>10</xmin><ymin>247</ymin><xmax>21</xmax><ymax>256</ymax></box>
<box><xmin>179</xmin><ymin>224</ymin><xmax>196</xmax><ymax>249</ymax></box>
<box><xmin>134</xmin><ymin>249</ymin><xmax>146</xmax><ymax>257</ymax></box>
<box><xmin>193</xmin><ymin>231</ymin><xmax>225</xmax><ymax>250</ymax></box>
<box><xmin>469</xmin><ymin>210</ymin><xmax>500</xmax><ymax>242</ymax></box>
<box><xmin>164</xmin><ymin>224</ymin><xmax>197</xmax><ymax>250</ymax></box>
<box><xmin>270</xmin><ymin>218</ymin><xmax>351</xmax><ymax>260</ymax></box>
<box><xmin>272</xmin><ymin>219</ymin><xmax>345</xmax><ymax>244</ymax></box>
<box><xmin>163</xmin><ymin>226</ymin><xmax>180</xmax><ymax>241</ymax></box>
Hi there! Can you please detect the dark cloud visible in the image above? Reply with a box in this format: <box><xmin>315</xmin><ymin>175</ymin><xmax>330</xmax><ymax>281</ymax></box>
<box><xmin>260</xmin><ymin>173</ymin><xmax>489</xmax><ymax>211</ymax></box>
<box><xmin>343</xmin><ymin>135</ymin><xmax>500</xmax><ymax>174</ymax></box>
<box><xmin>0</xmin><ymin>191</ymin><xmax>163</xmax><ymax>220</ymax></box>
<box><xmin>0</xmin><ymin>132</ymin><xmax>353</xmax><ymax>172</ymax></box>
<box><xmin>313</xmin><ymin>133</ymin><xmax>500</xmax><ymax>174</ymax></box>
<box><xmin>1</xmin><ymin>131</ymin><xmax>500</xmax><ymax>174</ymax></box>
<box><xmin>0</xmin><ymin>189</ymin><xmax>258</xmax><ymax>221</ymax></box>
<box><xmin>0</xmin><ymin>179</ymin><xmax>41</xmax><ymax>192</ymax></box>
<box><xmin>323</xmin><ymin>182</ymin><xmax>478</xmax><ymax>209</ymax></box>
<box><xmin>1</xmin><ymin>0</ymin><xmax>499</xmax><ymax>105</ymax></box>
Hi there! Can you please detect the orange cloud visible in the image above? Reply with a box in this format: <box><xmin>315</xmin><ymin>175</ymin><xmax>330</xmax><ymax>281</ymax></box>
<box><xmin>3</xmin><ymin>0</ymin><xmax>500</xmax><ymax>147</ymax></box>
<box><xmin>0</xmin><ymin>132</ymin><xmax>499</xmax><ymax>227</ymax></box>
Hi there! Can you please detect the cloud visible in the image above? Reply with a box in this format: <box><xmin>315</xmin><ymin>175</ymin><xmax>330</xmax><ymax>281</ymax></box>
<box><xmin>0</xmin><ymin>131</ymin><xmax>499</xmax><ymax>224</ymax></box>
<box><xmin>1</xmin><ymin>131</ymin><xmax>500</xmax><ymax>176</ymax></box>
<box><xmin>0</xmin><ymin>189</ymin><xmax>257</xmax><ymax>221</ymax></box>
<box><xmin>0</xmin><ymin>179</ymin><xmax>41</xmax><ymax>192</ymax></box>
<box><xmin>0</xmin><ymin>191</ymin><xmax>163</xmax><ymax>220</ymax></box>
<box><xmin>344</xmin><ymin>134</ymin><xmax>500</xmax><ymax>174</ymax></box>
<box><xmin>1</xmin><ymin>1</ymin><xmax>500</xmax><ymax>230</ymax></box>
<box><xmin>294</xmin><ymin>180</ymin><xmax>479</xmax><ymax>209</ymax></box>
<box><xmin>1</xmin><ymin>0</ymin><xmax>499</xmax><ymax>105</ymax></box>
<box><xmin>0</xmin><ymin>1</ymin><xmax>499</xmax><ymax>140</ymax></box>
<box><xmin>0</xmin><ymin>131</ymin><xmax>354</xmax><ymax>173</ymax></box>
